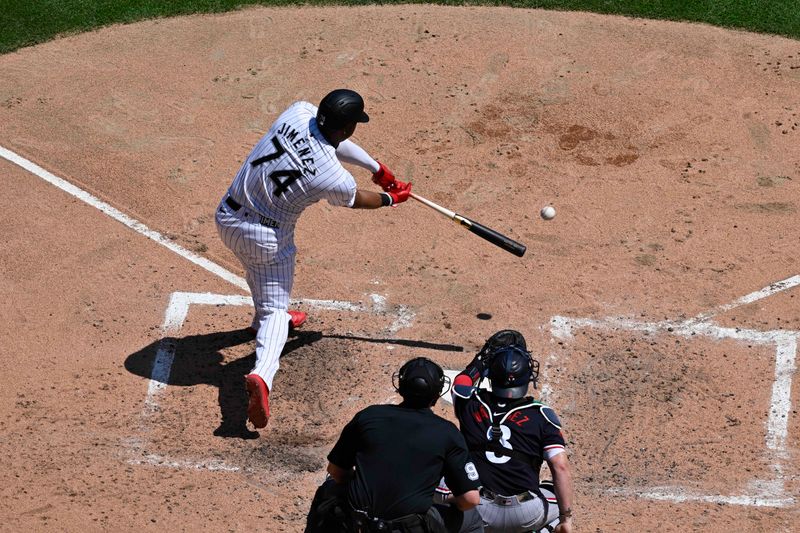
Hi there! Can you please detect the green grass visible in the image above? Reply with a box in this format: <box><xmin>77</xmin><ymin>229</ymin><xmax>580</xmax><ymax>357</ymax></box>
<box><xmin>1</xmin><ymin>0</ymin><xmax>798</xmax><ymax>54</ymax></box>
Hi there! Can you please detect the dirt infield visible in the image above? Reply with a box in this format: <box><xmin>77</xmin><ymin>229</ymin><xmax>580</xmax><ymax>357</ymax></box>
<box><xmin>1</xmin><ymin>4</ymin><xmax>799</xmax><ymax>531</ymax></box>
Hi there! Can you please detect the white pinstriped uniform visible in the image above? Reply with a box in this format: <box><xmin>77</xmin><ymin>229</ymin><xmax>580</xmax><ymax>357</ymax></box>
<box><xmin>216</xmin><ymin>101</ymin><xmax>357</xmax><ymax>390</ymax></box>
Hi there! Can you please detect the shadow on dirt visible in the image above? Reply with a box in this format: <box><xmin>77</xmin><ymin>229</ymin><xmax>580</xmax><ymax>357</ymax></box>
<box><xmin>124</xmin><ymin>329</ymin><xmax>463</xmax><ymax>440</ymax></box>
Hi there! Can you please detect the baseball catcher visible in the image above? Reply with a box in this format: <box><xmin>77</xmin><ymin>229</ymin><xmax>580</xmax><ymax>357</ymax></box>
<box><xmin>449</xmin><ymin>330</ymin><xmax>575</xmax><ymax>533</ymax></box>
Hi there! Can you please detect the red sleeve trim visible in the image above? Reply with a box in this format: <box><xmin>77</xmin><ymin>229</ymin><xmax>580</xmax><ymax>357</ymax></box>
<box><xmin>453</xmin><ymin>374</ymin><xmax>474</xmax><ymax>388</ymax></box>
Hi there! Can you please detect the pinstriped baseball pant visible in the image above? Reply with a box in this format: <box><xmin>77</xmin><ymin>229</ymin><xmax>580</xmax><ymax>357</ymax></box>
<box><xmin>216</xmin><ymin>199</ymin><xmax>294</xmax><ymax>390</ymax></box>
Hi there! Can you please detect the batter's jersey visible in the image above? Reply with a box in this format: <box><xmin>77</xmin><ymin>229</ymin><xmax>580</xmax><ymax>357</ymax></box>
<box><xmin>453</xmin><ymin>388</ymin><xmax>566</xmax><ymax>496</ymax></box>
<box><xmin>328</xmin><ymin>403</ymin><xmax>481</xmax><ymax>520</ymax></box>
<box><xmin>227</xmin><ymin>101</ymin><xmax>357</xmax><ymax>228</ymax></box>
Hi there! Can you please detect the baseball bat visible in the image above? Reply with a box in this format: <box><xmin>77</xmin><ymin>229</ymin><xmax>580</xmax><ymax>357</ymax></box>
<box><xmin>410</xmin><ymin>193</ymin><xmax>526</xmax><ymax>257</ymax></box>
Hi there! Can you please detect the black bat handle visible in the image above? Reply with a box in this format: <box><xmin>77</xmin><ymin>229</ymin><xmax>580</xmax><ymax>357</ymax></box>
<box><xmin>458</xmin><ymin>217</ymin><xmax>527</xmax><ymax>257</ymax></box>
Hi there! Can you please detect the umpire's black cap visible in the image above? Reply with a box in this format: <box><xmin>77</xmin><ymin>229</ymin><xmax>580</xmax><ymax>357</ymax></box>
<box><xmin>394</xmin><ymin>357</ymin><xmax>447</xmax><ymax>407</ymax></box>
<box><xmin>316</xmin><ymin>89</ymin><xmax>369</xmax><ymax>130</ymax></box>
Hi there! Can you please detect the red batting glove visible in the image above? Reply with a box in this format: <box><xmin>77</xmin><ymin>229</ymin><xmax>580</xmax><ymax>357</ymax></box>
<box><xmin>372</xmin><ymin>161</ymin><xmax>397</xmax><ymax>191</ymax></box>
<box><xmin>386</xmin><ymin>180</ymin><xmax>412</xmax><ymax>205</ymax></box>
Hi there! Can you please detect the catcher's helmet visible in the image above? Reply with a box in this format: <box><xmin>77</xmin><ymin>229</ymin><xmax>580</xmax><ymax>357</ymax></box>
<box><xmin>393</xmin><ymin>357</ymin><xmax>450</xmax><ymax>407</ymax></box>
<box><xmin>316</xmin><ymin>89</ymin><xmax>369</xmax><ymax>130</ymax></box>
<box><xmin>487</xmin><ymin>345</ymin><xmax>539</xmax><ymax>399</ymax></box>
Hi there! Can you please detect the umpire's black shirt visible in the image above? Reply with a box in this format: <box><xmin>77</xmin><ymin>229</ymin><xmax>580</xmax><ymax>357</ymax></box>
<box><xmin>328</xmin><ymin>402</ymin><xmax>479</xmax><ymax>519</ymax></box>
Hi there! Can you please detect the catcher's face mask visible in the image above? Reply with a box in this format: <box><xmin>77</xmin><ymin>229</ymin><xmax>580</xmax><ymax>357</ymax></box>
<box><xmin>487</xmin><ymin>345</ymin><xmax>539</xmax><ymax>399</ymax></box>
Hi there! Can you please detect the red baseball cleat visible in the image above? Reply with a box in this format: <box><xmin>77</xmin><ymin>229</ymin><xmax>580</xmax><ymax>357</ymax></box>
<box><xmin>288</xmin><ymin>310</ymin><xmax>307</xmax><ymax>329</ymax></box>
<box><xmin>244</xmin><ymin>374</ymin><xmax>270</xmax><ymax>429</ymax></box>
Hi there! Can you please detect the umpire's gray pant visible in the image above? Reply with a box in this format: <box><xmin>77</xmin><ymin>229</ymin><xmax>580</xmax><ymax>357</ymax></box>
<box><xmin>477</xmin><ymin>486</ymin><xmax>559</xmax><ymax>533</ymax></box>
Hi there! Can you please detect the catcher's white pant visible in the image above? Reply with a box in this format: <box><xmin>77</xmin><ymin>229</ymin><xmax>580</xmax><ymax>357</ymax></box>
<box><xmin>478</xmin><ymin>485</ymin><xmax>559</xmax><ymax>533</ymax></box>
<box><xmin>215</xmin><ymin>198</ymin><xmax>295</xmax><ymax>390</ymax></box>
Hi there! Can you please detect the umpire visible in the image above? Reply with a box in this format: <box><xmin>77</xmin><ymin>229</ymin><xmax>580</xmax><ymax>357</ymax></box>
<box><xmin>306</xmin><ymin>357</ymin><xmax>481</xmax><ymax>533</ymax></box>
<box><xmin>451</xmin><ymin>331</ymin><xmax>575</xmax><ymax>533</ymax></box>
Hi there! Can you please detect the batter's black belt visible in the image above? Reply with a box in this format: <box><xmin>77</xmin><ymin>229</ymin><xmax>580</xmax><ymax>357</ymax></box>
<box><xmin>224</xmin><ymin>196</ymin><xmax>280</xmax><ymax>228</ymax></box>
<box><xmin>479</xmin><ymin>487</ymin><xmax>537</xmax><ymax>506</ymax></box>
<box><xmin>349</xmin><ymin>509</ymin><xmax>431</xmax><ymax>533</ymax></box>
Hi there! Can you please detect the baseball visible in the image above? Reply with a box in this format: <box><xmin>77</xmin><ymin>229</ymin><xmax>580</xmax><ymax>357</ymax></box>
<box><xmin>540</xmin><ymin>206</ymin><xmax>556</xmax><ymax>220</ymax></box>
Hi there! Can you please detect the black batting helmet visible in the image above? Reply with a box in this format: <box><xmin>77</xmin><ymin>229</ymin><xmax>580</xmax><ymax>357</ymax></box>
<box><xmin>316</xmin><ymin>89</ymin><xmax>369</xmax><ymax>130</ymax></box>
<box><xmin>487</xmin><ymin>345</ymin><xmax>539</xmax><ymax>399</ymax></box>
<box><xmin>392</xmin><ymin>357</ymin><xmax>450</xmax><ymax>407</ymax></box>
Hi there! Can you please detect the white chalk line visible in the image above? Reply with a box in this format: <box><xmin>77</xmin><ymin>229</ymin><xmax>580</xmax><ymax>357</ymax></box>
<box><xmin>0</xmin><ymin>148</ymin><xmax>258</xmax><ymax>474</ymax></box>
<box><xmin>607</xmin><ymin>487</ymin><xmax>795</xmax><ymax>508</ymax></box>
<box><xmin>0</xmin><ymin>145</ymin><xmax>250</xmax><ymax>292</ymax></box>
<box><xmin>128</xmin><ymin>453</ymin><xmax>240</xmax><ymax>473</ymax></box>
<box><xmin>136</xmin><ymin>290</ymin><xmax>416</xmax><ymax>472</ymax></box>
<box><xmin>3</xmin><ymin>147</ymin><xmax>420</xmax><ymax>475</ymax></box>
<box><xmin>143</xmin><ymin>292</ymin><xmax>416</xmax><ymax>412</ymax></box>
<box><xmin>550</xmin><ymin>312</ymin><xmax>797</xmax><ymax>458</ymax></box>
<box><xmin>121</xmin><ymin>436</ymin><xmax>241</xmax><ymax>472</ymax></box>
<box><xmin>1</xmin><ymin>146</ymin><xmax>419</xmax><ymax>429</ymax></box>
<box><xmin>550</xmin><ymin>275</ymin><xmax>799</xmax><ymax>507</ymax></box>
<box><xmin>1</xmin><ymin>144</ymin><xmax>416</xmax><ymax>316</ymax></box>
<box><xmin>691</xmin><ymin>274</ymin><xmax>800</xmax><ymax>324</ymax></box>
<box><xmin>0</xmin><ymin>145</ymin><xmax>416</xmax><ymax>326</ymax></box>
<box><xmin>2</xmin><ymin>145</ymin><xmax>417</xmax><ymax>348</ymax></box>
<box><xmin>143</xmin><ymin>292</ymin><xmax>199</xmax><ymax>411</ymax></box>
<box><xmin>768</xmin><ymin>336</ymin><xmax>797</xmax><ymax>454</ymax></box>
<box><xmin>552</xmin><ymin>315</ymin><xmax>796</xmax><ymax>345</ymax></box>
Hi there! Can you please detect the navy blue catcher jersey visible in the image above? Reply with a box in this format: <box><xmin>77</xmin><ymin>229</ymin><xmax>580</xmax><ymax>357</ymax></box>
<box><xmin>453</xmin><ymin>387</ymin><xmax>566</xmax><ymax>496</ymax></box>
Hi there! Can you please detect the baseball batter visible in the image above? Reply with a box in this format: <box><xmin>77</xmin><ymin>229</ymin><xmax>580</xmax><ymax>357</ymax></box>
<box><xmin>216</xmin><ymin>89</ymin><xmax>411</xmax><ymax>430</ymax></box>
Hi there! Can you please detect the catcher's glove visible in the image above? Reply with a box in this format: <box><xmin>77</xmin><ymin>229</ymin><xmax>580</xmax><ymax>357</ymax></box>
<box><xmin>480</xmin><ymin>329</ymin><xmax>526</xmax><ymax>354</ymax></box>
<box><xmin>475</xmin><ymin>329</ymin><xmax>527</xmax><ymax>373</ymax></box>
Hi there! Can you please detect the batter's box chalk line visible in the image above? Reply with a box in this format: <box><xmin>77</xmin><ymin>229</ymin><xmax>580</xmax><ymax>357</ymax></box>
<box><xmin>7</xmin><ymin>146</ymin><xmax>795</xmax><ymax>502</ymax></box>
<box><xmin>0</xmin><ymin>147</ymin><xmax>418</xmax><ymax>472</ymax></box>
<box><xmin>128</xmin><ymin>290</ymin><xmax>415</xmax><ymax>472</ymax></box>
<box><xmin>550</xmin><ymin>274</ymin><xmax>800</xmax><ymax>508</ymax></box>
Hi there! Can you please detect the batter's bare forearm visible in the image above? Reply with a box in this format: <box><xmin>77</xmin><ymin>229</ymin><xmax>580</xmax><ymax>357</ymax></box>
<box><xmin>352</xmin><ymin>189</ymin><xmax>385</xmax><ymax>209</ymax></box>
